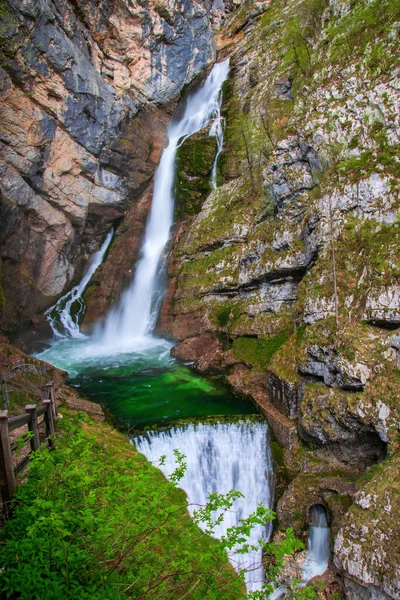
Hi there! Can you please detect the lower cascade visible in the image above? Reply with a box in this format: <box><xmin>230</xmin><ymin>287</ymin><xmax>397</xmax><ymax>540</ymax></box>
<box><xmin>134</xmin><ymin>420</ymin><xmax>274</xmax><ymax>592</ymax></box>
<box><xmin>302</xmin><ymin>504</ymin><xmax>330</xmax><ymax>581</ymax></box>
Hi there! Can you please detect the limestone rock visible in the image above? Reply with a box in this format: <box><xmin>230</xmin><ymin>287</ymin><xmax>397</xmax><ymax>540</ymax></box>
<box><xmin>334</xmin><ymin>453</ymin><xmax>400</xmax><ymax>600</ymax></box>
<box><xmin>267</xmin><ymin>371</ymin><xmax>303</xmax><ymax>419</ymax></box>
<box><xmin>171</xmin><ymin>335</ymin><xmax>227</xmax><ymax>373</ymax></box>
<box><xmin>364</xmin><ymin>286</ymin><xmax>400</xmax><ymax>328</ymax></box>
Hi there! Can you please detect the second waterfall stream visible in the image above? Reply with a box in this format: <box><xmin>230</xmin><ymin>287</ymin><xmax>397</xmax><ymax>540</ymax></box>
<box><xmin>38</xmin><ymin>59</ymin><xmax>275</xmax><ymax>593</ymax></box>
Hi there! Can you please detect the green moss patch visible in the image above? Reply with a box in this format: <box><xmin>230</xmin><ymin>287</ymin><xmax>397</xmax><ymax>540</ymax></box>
<box><xmin>232</xmin><ymin>332</ymin><xmax>290</xmax><ymax>370</ymax></box>
<box><xmin>174</xmin><ymin>128</ymin><xmax>218</xmax><ymax>217</ymax></box>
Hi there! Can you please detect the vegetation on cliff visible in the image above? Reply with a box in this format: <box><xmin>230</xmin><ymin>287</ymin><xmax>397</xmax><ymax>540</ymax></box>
<box><xmin>159</xmin><ymin>0</ymin><xmax>400</xmax><ymax>595</ymax></box>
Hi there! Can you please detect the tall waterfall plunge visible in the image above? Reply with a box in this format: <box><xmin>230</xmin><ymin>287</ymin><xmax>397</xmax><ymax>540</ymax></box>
<box><xmin>97</xmin><ymin>59</ymin><xmax>230</xmax><ymax>352</ymax></box>
<box><xmin>135</xmin><ymin>420</ymin><xmax>274</xmax><ymax>592</ymax></box>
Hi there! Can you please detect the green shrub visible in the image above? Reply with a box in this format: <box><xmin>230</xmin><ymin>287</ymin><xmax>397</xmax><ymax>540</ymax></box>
<box><xmin>215</xmin><ymin>304</ymin><xmax>233</xmax><ymax>327</ymax></box>
<box><xmin>0</xmin><ymin>413</ymin><xmax>247</xmax><ymax>600</ymax></box>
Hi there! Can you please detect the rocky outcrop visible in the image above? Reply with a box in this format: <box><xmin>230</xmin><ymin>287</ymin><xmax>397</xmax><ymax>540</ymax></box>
<box><xmin>0</xmin><ymin>0</ymin><xmax>227</xmax><ymax>333</ymax></box>
<box><xmin>174</xmin><ymin>125</ymin><xmax>218</xmax><ymax>218</ymax></box>
<box><xmin>334</xmin><ymin>453</ymin><xmax>400</xmax><ymax>600</ymax></box>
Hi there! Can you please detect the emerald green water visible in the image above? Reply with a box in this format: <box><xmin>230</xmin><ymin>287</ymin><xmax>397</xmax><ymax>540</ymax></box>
<box><xmin>37</xmin><ymin>336</ymin><xmax>256</xmax><ymax>428</ymax></box>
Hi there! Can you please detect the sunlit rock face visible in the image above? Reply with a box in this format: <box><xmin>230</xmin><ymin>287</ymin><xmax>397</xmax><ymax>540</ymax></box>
<box><xmin>0</xmin><ymin>0</ymin><xmax>223</xmax><ymax>333</ymax></box>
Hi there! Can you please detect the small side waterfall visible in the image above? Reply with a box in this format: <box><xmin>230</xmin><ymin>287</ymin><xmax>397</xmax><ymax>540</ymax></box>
<box><xmin>302</xmin><ymin>505</ymin><xmax>330</xmax><ymax>581</ymax></box>
<box><xmin>98</xmin><ymin>59</ymin><xmax>230</xmax><ymax>351</ymax></box>
<box><xmin>46</xmin><ymin>228</ymin><xmax>114</xmax><ymax>338</ymax></box>
<box><xmin>210</xmin><ymin>113</ymin><xmax>225</xmax><ymax>188</ymax></box>
<box><xmin>134</xmin><ymin>420</ymin><xmax>274</xmax><ymax>592</ymax></box>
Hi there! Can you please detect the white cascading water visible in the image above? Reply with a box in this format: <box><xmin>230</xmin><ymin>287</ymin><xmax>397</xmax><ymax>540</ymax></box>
<box><xmin>97</xmin><ymin>59</ymin><xmax>230</xmax><ymax>351</ymax></box>
<box><xmin>210</xmin><ymin>113</ymin><xmax>225</xmax><ymax>188</ymax></box>
<box><xmin>134</xmin><ymin>420</ymin><xmax>274</xmax><ymax>592</ymax></box>
<box><xmin>268</xmin><ymin>505</ymin><xmax>330</xmax><ymax>599</ymax></box>
<box><xmin>302</xmin><ymin>504</ymin><xmax>330</xmax><ymax>581</ymax></box>
<box><xmin>46</xmin><ymin>228</ymin><xmax>114</xmax><ymax>339</ymax></box>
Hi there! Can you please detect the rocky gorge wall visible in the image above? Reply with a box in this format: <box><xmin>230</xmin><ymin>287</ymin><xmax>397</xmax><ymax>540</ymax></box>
<box><xmin>0</xmin><ymin>0</ymin><xmax>399</xmax><ymax>597</ymax></box>
<box><xmin>0</xmin><ymin>0</ymin><xmax>242</xmax><ymax>335</ymax></box>
<box><xmin>156</xmin><ymin>0</ymin><xmax>400</xmax><ymax>597</ymax></box>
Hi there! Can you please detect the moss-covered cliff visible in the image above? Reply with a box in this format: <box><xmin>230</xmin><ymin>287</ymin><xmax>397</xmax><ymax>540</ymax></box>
<box><xmin>158</xmin><ymin>0</ymin><xmax>400</xmax><ymax>597</ymax></box>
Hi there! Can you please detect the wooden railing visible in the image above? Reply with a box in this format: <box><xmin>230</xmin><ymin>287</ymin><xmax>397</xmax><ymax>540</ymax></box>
<box><xmin>0</xmin><ymin>382</ymin><xmax>57</xmax><ymax>514</ymax></box>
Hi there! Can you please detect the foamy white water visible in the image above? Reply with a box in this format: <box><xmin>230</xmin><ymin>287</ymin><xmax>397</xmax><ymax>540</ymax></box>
<box><xmin>134</xmin><ymin>419</ymin><xmax>274</xmax><ymax>592</ymax></box>
<box><xmin>302</xmin><ymin>505</ymin><xmax>330</xmax><ymax>581</ymax></box>
<box><xmin>210</xmin><ymin>113</ymin><xmax>225</xmax><ymax>188</ymax></box>
<box><xmin>97</xmin><ymin>59</ymin><xmax>230</xmax><ymax>350</ymax></box>
<box><xmin>46</xmin><ymin>228</ymin><xmax>114</xmax><ymax>339</ymax></box>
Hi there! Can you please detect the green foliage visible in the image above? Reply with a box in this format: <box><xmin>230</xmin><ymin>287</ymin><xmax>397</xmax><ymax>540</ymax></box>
<box><xmin>215</xmin><ymin>304</ymin><xmax>234</xmax><ymax>328</ymax></box>
<box><xmin>0</xmin><ymin>413</ymin><xmax>248</xmax><ymax>599</ymax></box>
<box><xmin>223</xmin><ymin>97</ymin><xmax>268</xmax><ymax>195</ymax></box>
<box><xmin>261</xmin><ymin>189</ymin><xmax>275</xmax><ymax>218</ymax></box>
<box><xmin>232</xmin><ymin>333</ymin><xmax>290</xmax><ymax>371</ymax></box>
<box><xmin>174</xmin><ymin>131</ymin><xmax>217</xmax><ymax>217</ymax></box>
<box><xmin>337</xmin><ymin>145</ymin><xmax>400</xmax><ymax>180</ymax></box>
<box><xmin>13</xmin><ymin>431</ymin><xmax>34</xmax><ymax>455</ymax></box>
<box><xmin>282</xmin><ymin>0</ymin><xmax>329</xmax><ymax>78</ymax></box>
<box><xmin>248</xmin><ymin>529</ymin><xmax>316</xmax><ymax>599</ymax></box>
<box><xmin>326</xmin><ymin>0</ymin><xmax>400</xmax><ymax>70</ymax></box>
<box><xmin>0</xmin><ymin>412</ymin><xmax>314</xmax><ymax>600</ymax></box>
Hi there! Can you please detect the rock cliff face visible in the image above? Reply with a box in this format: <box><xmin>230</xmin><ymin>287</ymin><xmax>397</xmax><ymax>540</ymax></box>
<box><xmin>0</xmin><ymin>0</ymin><xmax>233</xmax><ymax>333</ymax></box>
<box><xmin>157</xmin><ymin>0</ymin><xmax>400</xmax><ymax>597</ymax></box>
<box><xmin>1</xmin><ymin>0</ymin><xmax>399</xmax><ymax>597</ymax></box>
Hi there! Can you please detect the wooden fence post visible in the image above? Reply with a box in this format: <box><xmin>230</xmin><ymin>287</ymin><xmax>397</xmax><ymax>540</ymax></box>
<box><xmin>43</xmin><ymin>400</ymin><xmax>55</xmax><ymax>449</ymax></box>
<box><xmin>46</xmin><ymin>382</ymin><xmax>57</xmax><ymax>420</ymax></box>
<box><xmin>25</xmin><ymin>405</ymin><xmax>40</xmax><ymax>451</ymax></box>
<box><xmin>0</xmin><ymin>410</ymin><xmax>16</xmax><ymax>506</ymax></box>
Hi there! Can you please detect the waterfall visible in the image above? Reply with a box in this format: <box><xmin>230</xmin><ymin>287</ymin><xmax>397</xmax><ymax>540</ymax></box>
<box><xmin>98</xmin><ymin>59</ymin><xmax>230</xmax><ymax>350</ymax></box>
<box><xmin>134</xmin><ymin>419</ymin><xmax>274</xmax><ymax>592</ymax></box>
<box><xmin>46</xmin><ymin>228</ymin><xmax>114</xmax><ymax>338</ymax></box>
<box><xmin>302</xmin><ymin>505</ymin><xmax>330</xmax><ymax>581</ymax></box>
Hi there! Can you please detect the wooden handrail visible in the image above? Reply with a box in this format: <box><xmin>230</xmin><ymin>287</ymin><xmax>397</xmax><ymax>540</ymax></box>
<box><xmin>8</xmin><ymin>413</ymin><xmax>31</xmax><ymax>432</ymax></box>
<box><xmin>0</xmin><ymin>385</ymin><xmax>58</xmax><ymax>515</ymax></box>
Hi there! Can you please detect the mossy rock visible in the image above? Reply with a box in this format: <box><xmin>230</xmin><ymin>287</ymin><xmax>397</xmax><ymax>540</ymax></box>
<box><xmin>277</xmin><ymin>466</ymin><xmax>357</xmax><ymax>536</ymax></box>
<box><xmin>174</xmin><ymin>126</ymin><xmax>218</xmax><ymax>218</ymax></box>
<box><xmin>232</xmin><ymin>332</ymin><xmax>290</xmax><ymax>371</ymax></box>
<box><xmin>334</xmin><ymin>452</ymin><xmax>400</xmax><ymax>598</ymax></box>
